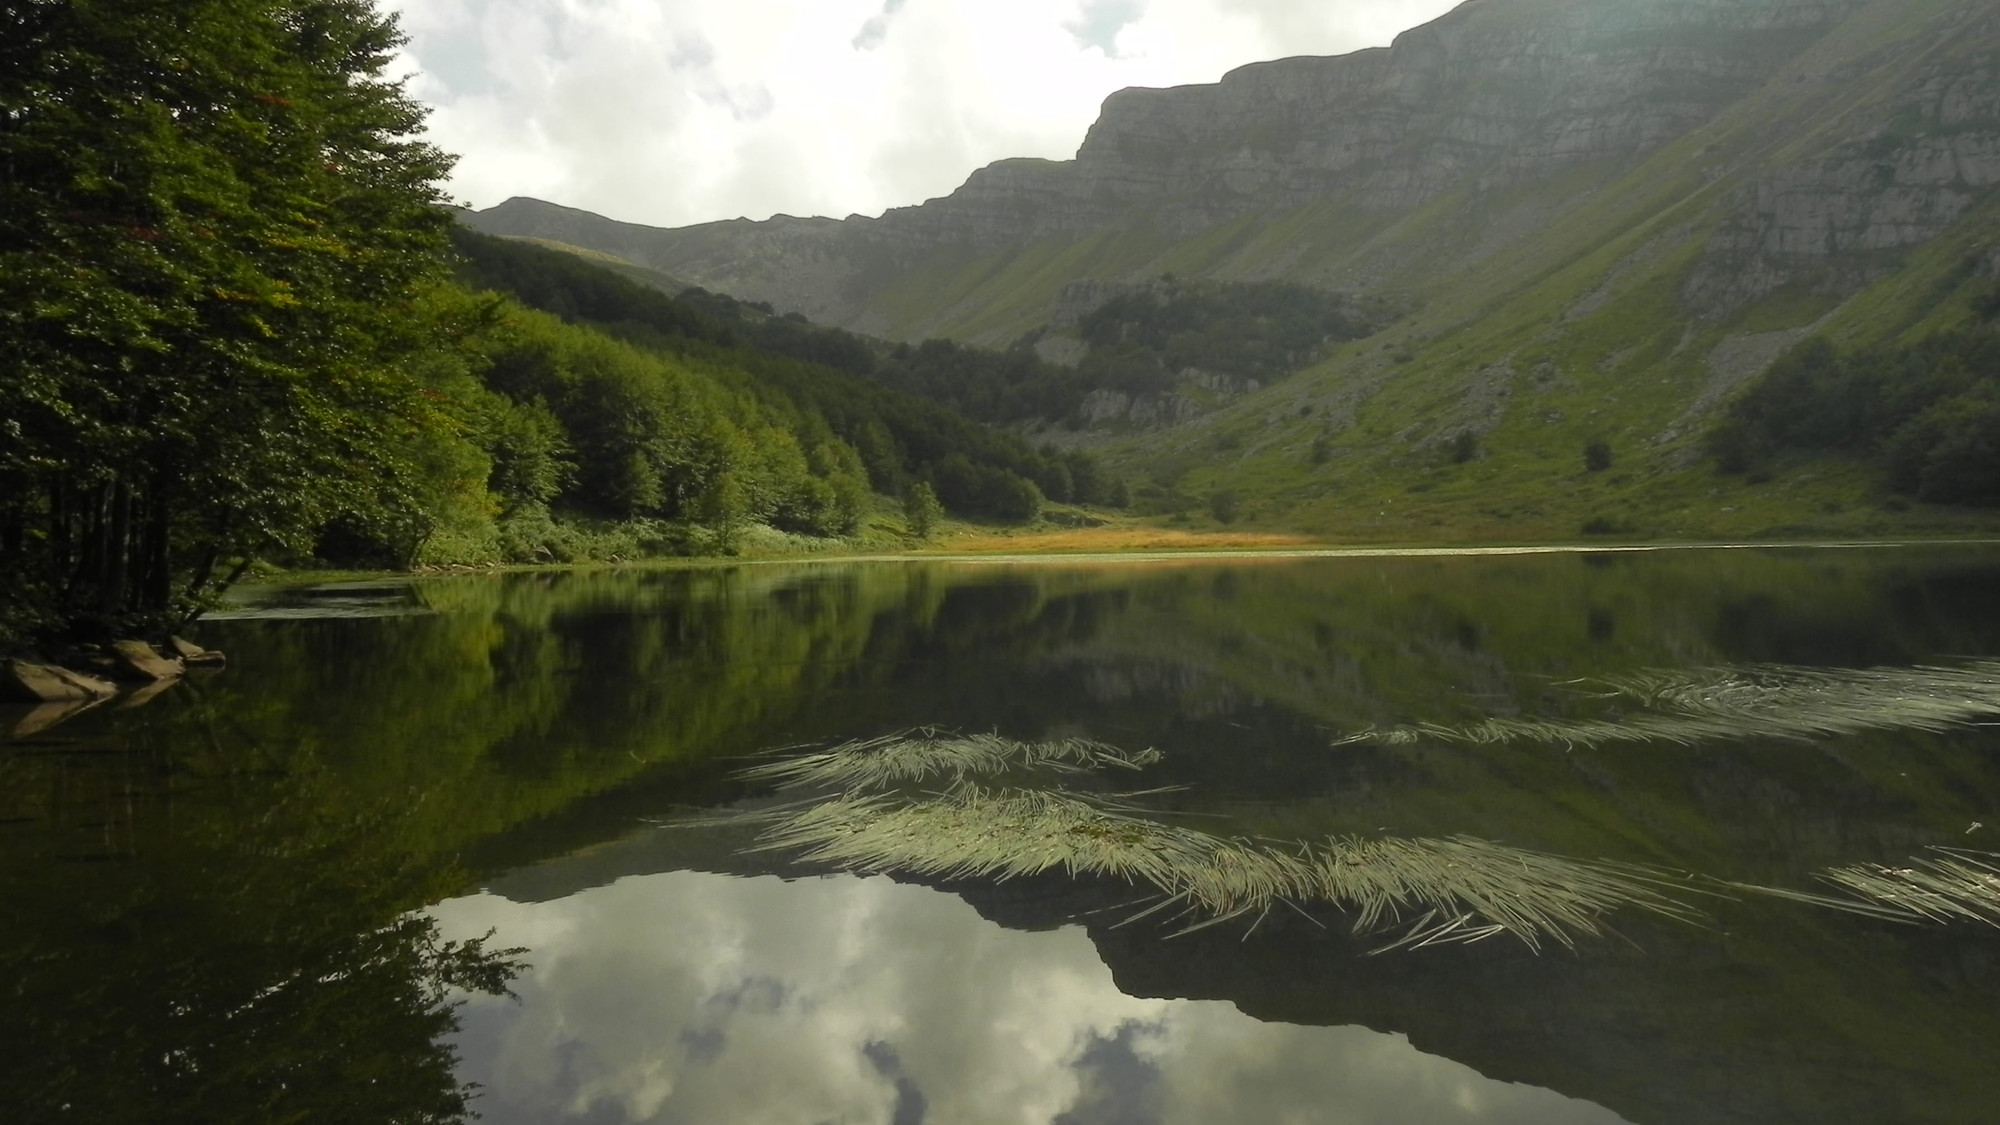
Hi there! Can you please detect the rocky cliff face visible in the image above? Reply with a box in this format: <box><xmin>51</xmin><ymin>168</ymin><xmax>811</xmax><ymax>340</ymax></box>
<box><xmin>1688</xmin><ymin>30</ymin><xmax>2000</xmax><ymax>309</ymax></box>
<box><xmin>897</xmin><ymin>0</ymin><xmax>1868</xmax><ymax>240</ymax></box>
<box><xmin>471</xmin><ymin>0</ymin><xmax>1956</xmax><ymax>338</ymax></box>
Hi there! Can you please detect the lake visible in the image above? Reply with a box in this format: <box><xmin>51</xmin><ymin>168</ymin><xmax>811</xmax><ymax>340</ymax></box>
<box><xmin>5</xmin><ymin>544</ymin><xmax>1999</xmax><ymax>1124</ymax></box>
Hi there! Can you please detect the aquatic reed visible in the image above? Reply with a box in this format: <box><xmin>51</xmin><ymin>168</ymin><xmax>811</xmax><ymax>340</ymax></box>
<box><xmin>1336</xmin><ymin>661</ymin><xmax>2000</xmax><ymax>749</ymax></box>
<box><xmin>1744</xmin><ymin>848</ymin><xmax>2000</xmax><ymax>926</ymax></box>
<box><xmin>743</xmin><ymin>780</ymin><xmax>1703</xmax><ymax>951</ymax></box>
<box><xmin>738</xmin><ymin>730</ymin><xmax>1161</xmax><ymax>791</ymax></box>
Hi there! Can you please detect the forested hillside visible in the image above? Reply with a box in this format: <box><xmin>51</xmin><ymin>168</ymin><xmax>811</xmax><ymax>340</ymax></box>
<box><xmin>465</xmin><ymin>222</ymin><xmax>1382</xmax><ymax>431</ymax></box>
<box><xmin>0</xmin><ymin>2</ymin><xmax>1114</xmax><ymax>648</ymax></box>
<box><xmin>445</xmin><ymin>230</ymin><xmax>1123</xmax><ymax>518</ymax></box>
<box><xmin>1714</xmin><ymin>291</ymin><xmax>2000</xmax><ymax>505</ymax></box>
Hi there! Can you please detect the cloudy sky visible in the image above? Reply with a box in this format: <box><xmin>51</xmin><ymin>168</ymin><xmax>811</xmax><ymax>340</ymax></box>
<box><xmin>382</xmin><ymin>0</ymin><xmax>1464</xmax><ymax>229</ymax></box>
<box><xmin>432</xmin><ymin>867</ymin><xmax>1631</xmax><ymax>1124</ymax></box>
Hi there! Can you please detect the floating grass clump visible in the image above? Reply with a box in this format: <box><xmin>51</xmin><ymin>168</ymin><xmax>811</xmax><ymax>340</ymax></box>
<box><xmin>1336</xmin><ymin>660</ymin><xmax>2000</xmax><ymax>749</ymax></box>
<box><xmin>738</xmin><ymin>730</ymin><xmax>1162</xmax><ymax>791</ymax></box>
<box><xmin>733</xmin><ymin>734</ymin><xmax>1705</xmax><ymax>951</ymax></box>
<box><xmin>1748</xmin><ymin>848</ymin><xmax>2000</xmax><ymax>926</ymax></box>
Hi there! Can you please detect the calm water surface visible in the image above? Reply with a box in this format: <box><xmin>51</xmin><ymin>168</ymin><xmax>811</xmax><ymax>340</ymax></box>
<box><xmin>6</xmin><ymin>545</ymin><xmax>2000</xmax><ymax>1124</ymax></box>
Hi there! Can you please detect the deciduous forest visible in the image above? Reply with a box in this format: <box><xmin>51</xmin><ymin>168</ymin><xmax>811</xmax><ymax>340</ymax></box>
<box><xmin>0</xmin><ymin>0</ymin><xmax>1112</xmax><ymax>647</ymax></box>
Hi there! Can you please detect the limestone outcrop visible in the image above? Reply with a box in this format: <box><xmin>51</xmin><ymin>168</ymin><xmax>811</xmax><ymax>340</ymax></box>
<box><xmin>463</xmin><ymin>0</ymin><xmax>2000</xmax><ymax>345</ymax></box>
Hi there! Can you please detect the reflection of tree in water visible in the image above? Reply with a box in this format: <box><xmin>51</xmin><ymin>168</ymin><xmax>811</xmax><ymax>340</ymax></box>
<box><xmin>0</xmin><ymin>749</ymin><xmax>523</xmax><ymax>1124</ymax></box>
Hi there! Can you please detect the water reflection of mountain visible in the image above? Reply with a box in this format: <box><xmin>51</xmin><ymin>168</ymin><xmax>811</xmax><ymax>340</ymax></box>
<box><xmin>19</xmin><ymin>546</ymin><xmax>2000</xmax><ymax>1124</ymax></box>
<box><xmin>476</xmin><ymin>810</ymin><xmax>2000</xmax><ymax>1125</ymax></box>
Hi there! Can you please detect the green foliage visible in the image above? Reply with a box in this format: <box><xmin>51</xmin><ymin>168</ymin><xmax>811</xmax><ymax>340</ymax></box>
<box><xmin>466</xmin><ymin>304</ymin><xmax>869</xmax><ymax>541</ymax></box>
<box><xmin>929</xmin><ymin>453</ymin><xmax>1043</xmax><ymax>522</ymax></box>
<box><xmin>1075</xmin><ymin>276</ymin><xmax>1374</xmax><ymax>389</ymax></box>
<box><xmin>675</xmin><ymin>282</ymin><xmax>1096</xmax><ymax>424</ymax></box>
<box><xmin>1884</xmin><ymin>387</ymin><xmax>2000</xmax><ymax>504</ymax></box>
<box><xmin>449</xmin><ymin>229</ymin><xmax>1113</xmax><ymax>520</ymax></box>
<box><xmin>1584</xmin><ymin>438</ymin><xmax>1614</xmax><ymax>473</ymax></box>
<box><xmin>1715</xmin><ymin>330</ymin><xmax>2000</xmax><ymax>505</ymax></box>
<box><xmin>872</xmin><ymin>335</ymin><xmax>1090</xmax><ymax>423</ymax></box>
<box><xmin>902</xmin><ymin>480</ymin><xmax>943</xmax><ymax>539</ymax></box>
<box><xmin>0</xmin><ymin>0</ymin><xmax>454</xmax><ymax>640</ymax></box>
<box><xmin>1971</xmin><ymin>281</ymin><xmax>2000</xmax><ymax>323</ymax></box>
<box><xmin>446</xmin><ymin>227</ymin><xmax>731</xmax><ymax>347</ymax></box>
<box><xmin>1209</xmin><ymin>489</ymin><xmax>1241</xmax><ymax>524</ymax></box>
<box><xmin>1</xmin><ymin>767</ymin><xmax>524</xmax><ymax>1125</ymax></box>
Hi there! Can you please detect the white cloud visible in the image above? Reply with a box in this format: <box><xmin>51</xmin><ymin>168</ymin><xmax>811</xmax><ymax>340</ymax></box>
<box><xmin>381</xmin><ymin>0</ymin><xmax>1464</xmax><ymax>228</ymax></box>
<box><xmin>430</xmin><ymin>867</ymin><xmax>1634</xmax><ymax>1124</ymax></box>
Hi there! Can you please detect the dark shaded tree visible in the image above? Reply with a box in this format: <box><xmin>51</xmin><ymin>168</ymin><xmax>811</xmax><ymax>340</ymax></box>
<box><xmin>0</xmin><ymin>0</ymin><xmax>454</xmax><ymax>641</ymax></box>
<box><xmin>1712</xmin><ymin>328</ymin><xmax>2000</xmax><ymax>504</ymax></box>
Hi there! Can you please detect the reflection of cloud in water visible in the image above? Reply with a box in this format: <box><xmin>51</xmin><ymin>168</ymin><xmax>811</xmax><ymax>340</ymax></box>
<box><xmin>432</xmin><ymin>871</ymin><xmax>1630</xmax><ymax>1125</ymax></box>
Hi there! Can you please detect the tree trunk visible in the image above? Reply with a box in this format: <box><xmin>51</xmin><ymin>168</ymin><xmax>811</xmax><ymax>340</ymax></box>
<box><xmin>103</xmin><ymin>478</ymin><xmax>132</xmax><ymax>616</ymax></box>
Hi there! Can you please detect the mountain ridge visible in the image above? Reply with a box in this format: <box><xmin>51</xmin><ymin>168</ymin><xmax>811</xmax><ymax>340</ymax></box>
<box><xmin>464</xmin><ymin>0</ymin><xmax>2000</xmax><ymax>541</ymax></box>
<box><xmin>468</xmin><ymin>0</ymin><xmax>1921</xmax><ymax>336</ymax></box>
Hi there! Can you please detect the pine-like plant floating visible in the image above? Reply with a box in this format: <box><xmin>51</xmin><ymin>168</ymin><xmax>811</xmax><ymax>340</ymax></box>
<box><xmin>1744</xmin><ymin>848</ymin><xmax>2000</xmax><ymax>926</ymax></box>
<box><xmin>1336</xmin><ymin>661</ymin><xmax>2000</xmax><ymax>749</ymax></box>
<box><xmin>743</xmin><ymin>780</ymin><xmax>1704</xmax><ymax>951</ymax></box>
<box><xmin>738</xmin><ymin>730</ymin><xmax>1161</xmax><ymax>791</ymax></box>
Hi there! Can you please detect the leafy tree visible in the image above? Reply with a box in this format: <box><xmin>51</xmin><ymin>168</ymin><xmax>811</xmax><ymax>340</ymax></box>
<box><xmin>0</xmin><ymin>0</ymin><xmax>454</xmax><ymax>641</ymax></box>
<box><xmin>1885</xmin><ymin>388</ymin><xmax>2000</xmax><ymax>504</ymax></box>
<box><xmin>450</xmin><ymin>230</ymin><xmax>1119</xmax><ymax>527</ymax></box>
<box><xmin>1076</xmin><ymin>277</ymin><xmax>1376</xmax><ymax>389</ymax></box>
<box><xmin>1209</xmin><ymin>489</ymin><xmax>1241</xmax><ymax>524</ymax></box>
<box><xmin>903</xmin><ymin>481</ymin><xmax>943</xmax><ymax>539</ymax></box>
<box><xmin>1713</xmin><ymin>329</ymin><xmax>2000</xmax><ymax>504</ymax></box>
<box><xmin>930</xmin><ymin>454</ymin><xmax>1043</xmax><ymax>522</ymax></box>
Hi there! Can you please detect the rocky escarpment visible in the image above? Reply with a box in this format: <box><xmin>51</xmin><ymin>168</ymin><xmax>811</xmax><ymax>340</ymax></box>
<box><xmin>896</xmin><ymin>0</ymin><xmax>1870</xmax><ymax>241</ymax></box>
<box><xmin>468</xmin><ymin>0</ymin><xmax>1905</xmax><ymax>336</ymax></box>
<box><xmin>1688</xmin><ymin>38</ymin><xmax>2000</xmax><ymax>310</ymax></box>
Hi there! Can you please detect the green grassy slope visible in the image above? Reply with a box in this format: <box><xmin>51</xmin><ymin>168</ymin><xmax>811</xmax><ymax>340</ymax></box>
<box><xmin>1059</xmin><ymin>0</ymin><xmax>2000</xmax><ymax>541</ymax></box>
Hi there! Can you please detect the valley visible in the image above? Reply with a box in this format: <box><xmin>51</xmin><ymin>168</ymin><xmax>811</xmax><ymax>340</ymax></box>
<box><xmin>463</xmin><ymin>0</ymin><xmax>2000</xmax><ymax>543</ymax></box>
